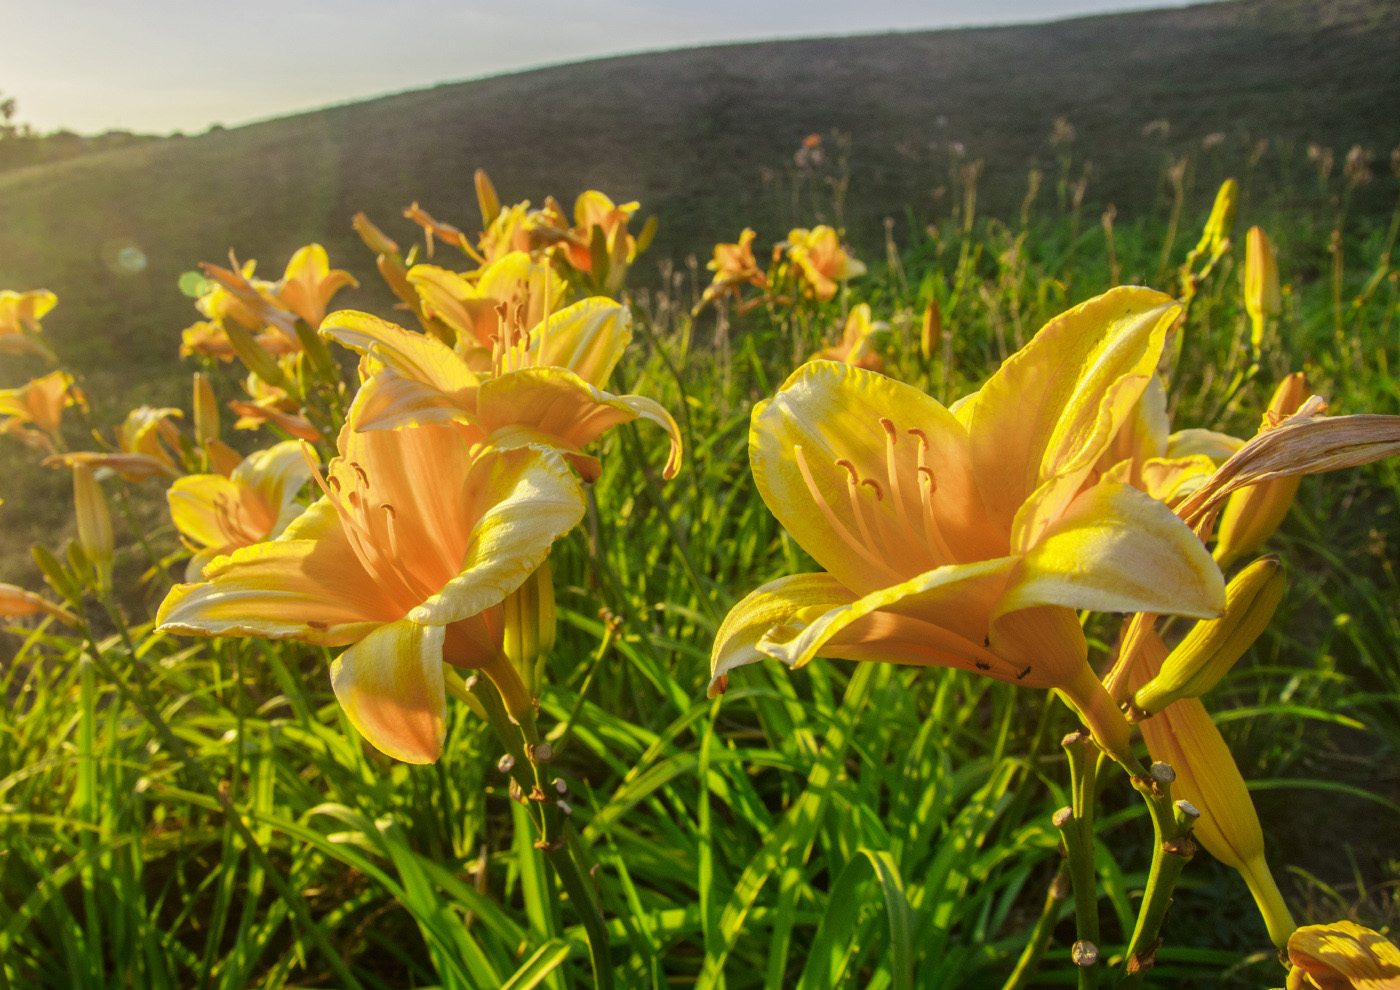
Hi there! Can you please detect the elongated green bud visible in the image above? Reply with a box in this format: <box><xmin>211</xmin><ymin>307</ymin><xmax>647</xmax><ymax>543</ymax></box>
<box><xmin>503</xmin><ymin>559</ymin><xmax>556</xmax><ymax>700</ymax></box>
<box><xmin>1133</xmin><ymin>556</ymin><xmax>1284</xmax><ymax>715</ymax></box>
<box><xmin>1194</xmin><ymin>178</ymin><xmax>1238</xmax><ymax>260</ymax></box>
<box><xmin>32</xmin><ymin>543</ymin><xmax>82</xmax><ymax>608</ymax></box>
<box><xmin>72</xmin><ymin>464</ymin><xmax>114</xmax><ymax>594</ymax></box>
<box><xmin>223</xmin><ymin>321</ymin><xmax>288</xmax><ymax>389</ymax></box>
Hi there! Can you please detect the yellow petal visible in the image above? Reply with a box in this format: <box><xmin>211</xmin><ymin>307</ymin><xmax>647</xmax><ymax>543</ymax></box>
<box><xmin>409</xmin><ymin>445</ymin><xmax>585</xmax><ymax>626</ymax></box>
<box><xmin>530</xmin><ymin>297</ymin><xmax>632</xmax><ymax>388</ymax></box>
<box><xmin>347</xmin><ymin>369</ymin><xmax>480</xmax><ymax>433</ymax></box>
<box><xmin>1288</xmin><ymin>921</ymin><xmax>1400</xmax><ymax>989</ymax></box>
<box><xmin>320</xmin><ymin>310</ymin><xmax>479</xmax><ymax>397</ymax></box>
<box><xmin>233</xmin><ymin>440</ymin><xmax>314</xmax><ymax>530</ymax></box>
<box><xmin>476</xmin><ymin>367</ymin><xmax>683</xmax><ymax>478</ymax></box>
<box><xmin>1001</xmin><ymin>480</ymin><xmax>1225</xmax><ymax>620</ymax></box>
<box><xmin>757</xmin><ymin>557</ymin><xmax>1023</xmax><ymax>681</ymax></box>
<box><xmin>157</xmin><ymin>497</ymin><xmax>399</xmax><ymax>645</ymax></box>
<box><xmin>751</xmin><ymin>361</ymin><xmax>1000</xmax><ymax>596</ymax></box>
<box><xmin>330</xmin><ymin>618</ymin><xmax>446</xmax><ymax>764</ymax></box>
<box><xmin>971</xmin><ymin>287</ymin><xmax>1179</xmax><ymax>535</ymax></box>
<box><xmin>709</xmin><ymin>572</ymin><xmax>855</xmax><ymax>695</ymax></box>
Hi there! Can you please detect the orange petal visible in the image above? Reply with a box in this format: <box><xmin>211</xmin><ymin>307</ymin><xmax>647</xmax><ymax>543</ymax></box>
<box><xmin>330</xmin><ymin>618</ymin><xmax>446</xmax><ymax>764</ymax></box>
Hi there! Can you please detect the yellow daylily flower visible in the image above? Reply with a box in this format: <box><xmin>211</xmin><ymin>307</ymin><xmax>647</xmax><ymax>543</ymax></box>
<box><xmin>711</xmin><ymin>287</ymin><xmax>1226</xmax><ymax>762</ymax></box>
<box><xmin>0</xmin><ymin>582</ymin><xmax>77</xmax><ymax>625</ymax></box>
<box><xmin>199</xmin><ymin>246</ymin><xmax>355</xmax><ymax>338</ymax></box>
<box><xmin>809</xmin><ymin>303</ymin><xmax>885</xmax><ymax>372</ymax></box>
<box><xmin>274</xmin><ymin>244</ymin><xmax>359</xmax><ymax>329</ymax></box>
<box><xmin>157</xmin><ymin>422</ymin><xmax>587</xmax><ymax>763</ymax></box>
<box><xmin>785</xmin><ymin>226</ymin><xmax>866</xmax><ymax>302</ymax></box>
<box><xmin>564</xmin><ymin>190</ymin><xmax>640</xmax><ymax>274</ymax></box>
<box><xmin>1287</xmin><ymin>921</ymin><xmax>1400</xmax><ymax>990</ymax></box>
<box><xmin>695</xmin><ymin>228</ymin><xmax>768</xmax><ymax>313</ymax></box>
<box><xmin>43</xmin><ymin>405</ymin><xmax>185</xmax><ymax>482</ymax></box>
<box><xmin>0</xmin><ymin>370</ymin><xmax>82</xmax><ymax>451</ymax></box>
<box><xmin>404</xmin><ymin>202</ymin><xmax>475</xmax><ymax>259</ymax></box>
<box><xmin>168</xmin><ymin>440</ymin><xmax>314</xmax><ymax>580</ymax></box>
<box><xmin>321</xmin><ymin>298</ymin><xmax>683</xmax><ymax>482</ymax></box>
<box><xmin>1126</xmin><ymin>628</ymin><xmax>1295</xmax><ymax>947</ymax></box>
<box><xmin>0</xmin><ymin>289</ymin><xmax>59</xmax><ymax>361</ymax></box>
<box><xmin>407</xmin><ymin>250</ymin><xmax>567</xmax><ymax>361</ymax></box>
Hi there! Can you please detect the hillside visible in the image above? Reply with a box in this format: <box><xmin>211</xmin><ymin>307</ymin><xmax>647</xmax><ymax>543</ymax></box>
<box><xmin>1</xmin><ymin>0</ymin><xmax>1397</xmax><ymax>406</ymax></box>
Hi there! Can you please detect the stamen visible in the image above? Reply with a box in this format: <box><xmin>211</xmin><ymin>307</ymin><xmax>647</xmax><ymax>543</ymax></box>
<box><xmin>881</xmin><ymin>417</ymin><xmax>922</xmax><ymax>550</ymax></box>
<box><xmin>860</xmin><ymin>478</ymin><xmax>883</xmax><ymax>500</ymax></box>
<box><xmin>836</xmin><ymin>458</ymin><xmax>882</xmax><ymax>550</ymax></box>
<box><xmin>381</xmin><ymin>503</ymin><xmax>399</xmax><ymax>560</ymax></box>
<box><xmin>795</xmin><ymin>446</ymin><xmax>901</xmax><ymax>581</ymax></box>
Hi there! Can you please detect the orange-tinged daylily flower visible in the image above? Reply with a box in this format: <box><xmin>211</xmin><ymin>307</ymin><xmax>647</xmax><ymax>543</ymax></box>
<box><xmin>0</xmin><ymin>370</ymin><xmax>82</xmax><ymax>451</ymax></box>
<box><xmin>0</xmin><ymin>289</ymin><xmax>59</xmax><ymax>361</ymax></box>
<box><xmin>157</xmin><ymin>422</ymin><xmax>586</xmax><ymax>763</ymax></box>
<box><xmin>169</xmin><ymin>440</ymin><xmax>314</xmax><ymax>580</ymax></box>
<box><xmin>695</xmin><ymin>228</ymin><xmax>768</xmax><ymax>313</ymax></box>
<box><xmin>45</xmin><ymin>405</ymin><xmax>188</xmax><ymax>482</ymax></box>
<box><xmin>404</xmin><ymin>202</ymin><xmax>475</xmax><ymax>259</ymax></box>
<box><xmin>180</xmin><ymin>320</ymin><xmax>299</xmax><ymax>363</ymax></box>
<box><xmin>407</xmin><ymin>251</ymin><xmax>568</xmax><ymax>362</ymax></box>
<box><xmin>1287</xmin><ymin>921</ymin><xmax>1400</xmax><ymax>990</ymax></box>
<box><xmin>785</xmin><ymin>226</ymin><xmax>866</xmax><ymax>302</ymax></box>
<box><xmin>1126</xmin><ymin>628</ymin><xmax>1295</xmax><ymax>947</ymax></box>
<box><xmin>275</xmin><ymin>244</ymin><xmax>359</xmax><ymax>329</ymax></box>
<box><xmin>228</xmin><ymin>364</ymin><xmax>322</xmax><ymax>442</ymax></box>
<box><xmin>809</xmin><ymin>303</ymin><xmax>885</xmax><ymax>372</ymax></box>
<box><xmin>320</xmin><ymin>298</ymin><xmax>683</xmax><ymax>482</ymax></box>
<box><xmin>563</xmin><ymin>190</ymin><xmax>640</xmax><ymax>274</ymax></box>
<box><xmin>710</xmin><ymin>287</ymin><xmax>1226</xmax><ymax>762</ymax></box>
<box><xmin>0</xmin><ymin>583</ymin><xmax>77</xmax><ymax>625</ymax></box>
<box><xmin>200</xmin><ymin>245</ymin><xmax>355</xmax><ymax>338</ymax></box>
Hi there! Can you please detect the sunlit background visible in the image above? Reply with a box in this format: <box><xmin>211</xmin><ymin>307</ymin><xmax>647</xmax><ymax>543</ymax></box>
<box><xmin>9</xmin><ymin>0</ymin><xmax>1194</xmax><ymax>134</ymax></box>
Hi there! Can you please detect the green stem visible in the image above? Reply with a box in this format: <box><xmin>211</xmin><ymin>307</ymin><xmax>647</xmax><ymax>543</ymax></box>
<box><xmin>1118</xmin><ymin>768</ymin><xmax>1196</xmax><ymax>988</ymax></box>
<box><xmin>472</xmin><ymin>676</ymin><xmax>616</xmax><ymax>990</ymax></box>
<box><xmin>1055</xmin><ymin>733</ymin><xmax>1101</xmax><ymax>990</ymax></box>
<box><xmin>1000</xmin><ymin>866</ymin><xmax>1070</xmax><ymax>990</ymax></box>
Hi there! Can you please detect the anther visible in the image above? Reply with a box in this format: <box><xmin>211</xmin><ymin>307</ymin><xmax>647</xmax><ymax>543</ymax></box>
<box><xmin>860</xmin><ymin>478</ymin><xmax>883</xmax><ymax>500</ymax></box>
<box><xmin>879</xmin><ymin>417</ymin><xmax>897</xmax><ymax>440</ymax></box>
<box><xmin>917</xmin><ymin>466</ymin><xmax>937</xmax><ymax>491</ymax></box>
<box><xmin>975</xmin><ymin>661</ymin><xmax>991</xmax><ymax>671</ymax></box>
<box><xmin>1016</xmin><ymin>665</ymin><xmax>1032</xmax><ymax>680</ymax></box>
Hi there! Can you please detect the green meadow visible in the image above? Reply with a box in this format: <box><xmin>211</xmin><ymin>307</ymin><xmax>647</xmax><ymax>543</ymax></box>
<box><xmin>1</xmin><ymin>0</ymin><xmax>1399</xmax><ymax>986</ymax></box>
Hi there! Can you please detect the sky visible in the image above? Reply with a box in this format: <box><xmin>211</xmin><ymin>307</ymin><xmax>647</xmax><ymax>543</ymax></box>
<box><xmin>4</xmin><ymin>0</ymin><xmax>1197</xmax><ymax>135</ymax></box>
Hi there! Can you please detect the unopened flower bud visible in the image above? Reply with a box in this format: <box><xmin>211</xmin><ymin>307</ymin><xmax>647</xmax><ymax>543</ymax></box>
<box><xmin>920</xmin><ymin>297</ymin><xmax>942</xmax><ymax>362</ymax></box>
<box><xmin>474</xmin><ymin>168</ymin><xmax>502</xmax><ymax>230</ymax></box>
<box><xmin>1244</xmin><ymin>226</ymin><xmax>1281</xmax><ymax>352</ymax></box>
<box><xmin>1213</xmin><ymin>373</ymin><xmax>1310</xmax><ymax>569</ymax></box>
<box><xmin>192</xmin><ymin>372</ymin><xmax>220</xmax><ymax>446</ymax></box>
<box><xmin>72</xmin><ymin>464</ymin><xmax>114</xmax><ymax>593</ymax></box>
<box><xmin>503</xmin><ymin>559</ymin><xmax>556</xmax><ymax>700</ymax></box>
<box><xmin>1134</xmin><ymin>556</ymin><xmax>1285</xmax><ymax>714</ymax></box>
<box><xmin>223</xmin><ymin>322</ymin><xmax>288</xmax><ymax>390</ymax></box>
<box><xmin>1192</xmin><ymin>178</ymin><xmax>1238</xmax><ymax>263</ymax></box>
<box><xmin>351</xmin><ymin>212</ymin><xmax>399</xmax><ymax>257</ymax></box>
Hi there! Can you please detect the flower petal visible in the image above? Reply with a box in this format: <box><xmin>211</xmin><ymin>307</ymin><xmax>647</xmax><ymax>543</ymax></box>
<box><xmin>157</xmin><ymin>497</ymin><xmax>399</xmax><ymax>645</ymax></box>
<box><xmin>476</xmin><ymin>367</ymin><xmax>683</xmax><ymax>478</ymax></box>
<box><xmin>709</xmin><ymin>572</ymin><xmax>855</xmax><ymax>695</ymax></box>
<box><xmin>751</xmin><ymin>361</ymin><xmax>1000</xmax><ymax>596</ymax></box>
<box><xmin>971</xmin><ymin>287</ymin><xmax>1179</xmax><ymax>535</ymax></box>
<box><xmin>346</xmin><ymin>368</ymin><xmax>480</xmax><ymax>433</ymax></box>
<box><xmin>1000</xmin><ymin>480</ymin><xmax>1225</xmax><ymax>620</ymax></box>
<box><xmin>757</xmin><ymin>557</ymin><xmax>1027</xmax><ymax>682</ymax></box>
<box><xmin>320</xmin><ymin>310</ymin><xmax>479</xmax><ymax>397</ymax></box>
<box><xmin>530</xmin><ymin>297</ymin><xmax>632</xmax><ymax>387</ymax></box>
<box><xmin>410</xmin><ymin>445</ymin><xmax>586</xmax><ymax>626</ymax></box>
<box><xmin>330</xmin><ymin>618</ymin><xmax>446</xmax><ymax>764</ymax></box>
